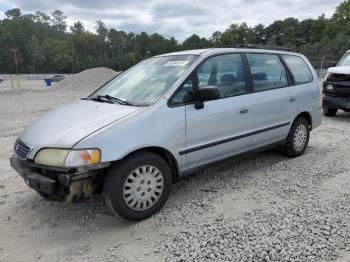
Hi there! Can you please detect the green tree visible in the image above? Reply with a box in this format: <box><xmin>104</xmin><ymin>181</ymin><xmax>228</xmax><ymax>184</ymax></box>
<box><xmin>34</xmin><ymin>11</ymin><xmax>51</xmax><ymax>24</ymax></box>
<box><xmin>182</xmin><ymin>34</ymin><xmax>209</xmax><ymax>50</ymax></box>
<box><xmin>5</xmin><ymin>8</ymin><xmax>21</xmax><ymax>20</ymax></box>
<box><xmin>71</xmin><ymin>21</ymin><xmax>85</xmax><ymax>35</ymax></box>
<box><xmin>220</xmin><ymin>23</ymin><xmax>254</xmax><ymax>45</ymax></box>
<box><xmin>25</xmin><ymin>35</ymin><xmax>44</xmax><ymax>72</ymax></box>
<box><xmin>95</xmin><ymin>20</ymin><xmax>108</xmax><ymax>41</ymax></box>
<box><xmin>51</xmin><ymin>10</ymin><xmax>67</xmax><ymax>33</ymax></box>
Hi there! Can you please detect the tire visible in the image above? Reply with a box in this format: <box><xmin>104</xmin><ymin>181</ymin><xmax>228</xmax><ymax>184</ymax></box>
<box><xmin>285</xmin><ymin>117</ymin><xmax>310</xmax><ymax>158</ymax></box>
<box><xmin>103</xmin><ymin>151</ymin><xmax>172</xmax><ymax>221</ymax></box>
<box><xmin>323</xmin><ymin>108</ymin><xmax>338</xmax><ymax>117</ymax></box>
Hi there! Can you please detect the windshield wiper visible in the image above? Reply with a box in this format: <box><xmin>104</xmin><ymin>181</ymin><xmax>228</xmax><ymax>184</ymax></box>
<box><xmin>81</xmin><ymin>95</ymin><xmax>114</xmax><ymax>104</ymax></box>
<box><xmin>82</xmin><ymin>95</ymin><xmax>148</xmax><ymax>107</ymax></box>
<box><xmin>102</xmin><ymin>95</ymin><xmax>132</xmax><ymax>106</ymax></box>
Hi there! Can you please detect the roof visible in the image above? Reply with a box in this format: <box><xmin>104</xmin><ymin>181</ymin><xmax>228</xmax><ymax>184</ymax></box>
<box><xmin>156</xmin><ymin>48</ymin><xmax>299</xmax><ymax>58</ymax></box>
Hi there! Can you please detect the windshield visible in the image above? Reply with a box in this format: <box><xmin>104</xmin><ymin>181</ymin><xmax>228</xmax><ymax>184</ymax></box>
<box><xmin>91</xmin><ymin>55</ymin><xmax>198</xmax><ymax>105</ymax></box>
<box><xmin>338</xmin><ymin>52</ymin><xmax>350</xmax><ymax>66</ymax></box>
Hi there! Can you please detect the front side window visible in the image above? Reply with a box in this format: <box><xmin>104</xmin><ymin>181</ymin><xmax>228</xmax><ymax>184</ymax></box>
<box><xmin>171</xmin><ymin>54</ymin><xmax>246</xmax><ymax>105</ymax></box>
<box><xmin>338</xmin><ymin>52</ymin><xmax>350</xmax><ymax>66</ymax></box>
<box><xmin>282</xmin><ymin>55</ymin><xmax>312</xmax><ymax>84</ymax></box>
<box><xmin>246</xmin><ymin>53</ymin><xmax>288</xmax><ymax>92</ymax></box>
<box><xmin>92</xmin><ymin>55</ymin><xmax>198</xmax><ymax>105</ymax></box>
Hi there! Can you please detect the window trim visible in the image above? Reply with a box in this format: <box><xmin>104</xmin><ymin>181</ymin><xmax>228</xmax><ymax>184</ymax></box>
<box><xmin>168</xmin><ymin>52</ymin><xmax>249</xmax><ymax>108</ymax></box>
<box><xmin>281</xmin><ymin>54</ymin><xmax>314</xmax><ymax>85</ymax></box>
<box><xmin>244</xmin><ymin>52</ymin><xmax>293</xmax><ymax>94</ymax></box>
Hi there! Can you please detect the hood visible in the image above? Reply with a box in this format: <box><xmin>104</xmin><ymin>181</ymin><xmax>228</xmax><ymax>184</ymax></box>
<box><xmin>327</xmin><ymin>66</ymin><xmax>350</xmax><ymax>75</ymax></box>
<box><xmin>20</xmin><ymin>100</ymin><xmax>141</xmax><ymax>150</ymax></box>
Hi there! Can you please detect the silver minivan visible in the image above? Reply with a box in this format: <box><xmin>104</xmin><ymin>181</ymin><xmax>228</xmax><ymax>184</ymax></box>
<box><xmin>10</xmin><ymin>47</ymin><xmax>322</xmax><ymax>221</ymax></box>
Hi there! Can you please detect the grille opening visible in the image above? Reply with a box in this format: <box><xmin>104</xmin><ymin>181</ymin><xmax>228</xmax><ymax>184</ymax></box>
<box><xmin>14</xmin><ymin>139</ymin><xmax>31</xmax><ymax>160</ymax></box>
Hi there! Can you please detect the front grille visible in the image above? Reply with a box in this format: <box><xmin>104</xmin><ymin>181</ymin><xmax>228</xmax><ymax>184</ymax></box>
<box><xmin>14</xmin><ymin>139</ymin><xmax>32</xmax><ymax>160</ymax></box>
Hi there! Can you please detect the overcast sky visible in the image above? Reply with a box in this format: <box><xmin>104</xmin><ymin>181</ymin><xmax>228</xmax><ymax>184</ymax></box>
<box><xmin>0</xmin><ymin>0</ymin><xmax>344</xmax><ymax>40</ymax></box>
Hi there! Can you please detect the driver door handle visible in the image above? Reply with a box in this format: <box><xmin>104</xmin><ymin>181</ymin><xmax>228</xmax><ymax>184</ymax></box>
<box><xmin>290</xmin><ymin>97</ymin><xmax>296</xmax><ymax>103</ymax></box>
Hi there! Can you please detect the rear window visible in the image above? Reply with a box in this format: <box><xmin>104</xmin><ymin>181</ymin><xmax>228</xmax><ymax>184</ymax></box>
<box><xmin>282</xmin><ymin>55</ymin><xmax>313</xmax><ymax>84</ymax></box>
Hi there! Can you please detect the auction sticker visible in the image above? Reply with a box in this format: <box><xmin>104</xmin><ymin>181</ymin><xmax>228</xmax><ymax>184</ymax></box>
<box><xmin>164</xmin><ymin>61</ymin><xmax>189</xmax><ymax>67</ymax></box>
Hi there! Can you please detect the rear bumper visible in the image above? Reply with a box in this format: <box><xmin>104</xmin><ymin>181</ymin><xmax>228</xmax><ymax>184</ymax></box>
<box><xmin>323</xmin><ymin>95</ymin><xmax>350</xmax><ymax>112</ymax></box>
<box><xmin>10</xmin><ymin>154</ymin><xmax>108</xmax><ymax>200</ymax></box>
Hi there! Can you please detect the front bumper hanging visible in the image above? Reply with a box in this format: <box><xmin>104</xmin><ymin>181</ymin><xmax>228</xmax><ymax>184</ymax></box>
<box><xmin>10</xmin><ymin>154</ymin><xmax>109</xmax><ymax>200</ymax></box>
<box><xmin>10</xmin><ymin>154</ymin><xmax>58</xmax><ymax>195</ymax></box>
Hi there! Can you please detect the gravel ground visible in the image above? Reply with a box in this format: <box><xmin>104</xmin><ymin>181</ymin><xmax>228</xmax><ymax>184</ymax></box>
<box><xmin>0</xmin><ymin>74</ymin><xmax>350</xmax><ymax>262</ymax></box>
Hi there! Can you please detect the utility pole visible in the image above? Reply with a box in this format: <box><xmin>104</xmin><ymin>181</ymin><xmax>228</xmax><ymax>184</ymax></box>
<box><xmin>71</xmin><ymin>34</ymin><xmax>75</xmax><ymax>95</ymax></box>
<box><xmin>11</xmin><ymin>49</ymin><xmax>19</xmax><ymax>74</ymax></box>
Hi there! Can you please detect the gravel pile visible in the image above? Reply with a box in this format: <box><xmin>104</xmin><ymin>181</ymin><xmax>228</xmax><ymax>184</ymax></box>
<box><xmin>56</xmin><ymin>67</ymin><xmax>120</xmax><ymax>94</ymax></box>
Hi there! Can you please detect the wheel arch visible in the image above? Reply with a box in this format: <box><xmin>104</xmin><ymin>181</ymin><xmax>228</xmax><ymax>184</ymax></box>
<box><xmin>295</xmin><ymin>111</ymin><xmax>312</xmax><ymax>130</ymax></box>
<box><xmin>113</xmin><ymin>146</ymin><xmax>180</xmax><ymax>183</ymax></box>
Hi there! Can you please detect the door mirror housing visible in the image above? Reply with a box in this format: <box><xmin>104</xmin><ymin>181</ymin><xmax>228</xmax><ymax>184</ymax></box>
<box><xmin>194</xmin><ymin>85</ymin><xmax>220</xmax><ymax>109</ymax></box>
<box><xmin>196</xmin><ymin>85</ymin><xmax>219</xmax><ymax>102</ymax></box>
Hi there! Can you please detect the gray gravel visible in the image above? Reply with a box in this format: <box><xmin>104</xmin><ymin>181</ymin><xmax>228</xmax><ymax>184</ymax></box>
<box><xmin>155</xmin><ymin>128</ymin><xmax>350</xmax><ymax>262</ymax></box>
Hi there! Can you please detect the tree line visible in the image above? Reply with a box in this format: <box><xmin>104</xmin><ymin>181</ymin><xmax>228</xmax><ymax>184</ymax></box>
<box><xmin>0</xmin><ymin>0</ymin><xmax>349</xmax><ymax>74</ymax></box>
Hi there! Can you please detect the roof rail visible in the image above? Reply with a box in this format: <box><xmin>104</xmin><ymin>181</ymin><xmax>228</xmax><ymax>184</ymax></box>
<box><xmin>221</xmin><ymin>44</ymin><xmax>293</xmax><ymax>52</ymax></box>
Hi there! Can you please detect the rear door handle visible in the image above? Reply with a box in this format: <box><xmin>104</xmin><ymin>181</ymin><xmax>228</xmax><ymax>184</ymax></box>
<box><xmin>290</xmin><ymin>97</ymin><xmax>296</xmax><ymax>102</ymax></box>
<box><xmin>240</xmin><ymin>107</ymin><xmax>249</xmax><ymax>114</ymax></box>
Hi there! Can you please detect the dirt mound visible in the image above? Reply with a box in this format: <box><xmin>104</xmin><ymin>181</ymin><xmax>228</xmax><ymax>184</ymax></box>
<box><xmin>56</xmin><ymin>67</ymin><xmax>120</xmax><ymax>94</ymax></box>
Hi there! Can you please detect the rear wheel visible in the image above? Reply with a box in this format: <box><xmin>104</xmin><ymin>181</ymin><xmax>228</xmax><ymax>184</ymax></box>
<box><xmin>285</xmin><ymin>117</ymin><xmax>310</xmax><ymax>157</ymax></box>
<box><xmin>103</xmin><ymin>151</ymin><xmax>172</xmax><ymax>221</ymax></box>
<box><xmin>323</xmin><ymin>108</ymin><xmax>338</xmax><ymax>117</ymax></box>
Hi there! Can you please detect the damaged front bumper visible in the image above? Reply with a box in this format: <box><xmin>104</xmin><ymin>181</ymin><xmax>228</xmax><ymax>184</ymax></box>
<box><xmin>10</xmin><ymin>154</ymin><xmax>110</xmax><ymax>201</ymax></box>
<box><xmin>323</xmin><ymin>74</ymin><xmax>350</xmax><ymax>111</ymax></box>
<box><xmin>323</xmin><ymin>94</ymin><xmax>350</xmax><ymax>112</ymax></box>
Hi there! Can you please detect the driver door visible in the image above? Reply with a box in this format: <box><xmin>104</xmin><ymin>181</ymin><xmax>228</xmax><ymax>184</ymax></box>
<box><xmin>181</xmin><ymin>54</ymin><xmax>254</xmax><ymax>170</ymax></box>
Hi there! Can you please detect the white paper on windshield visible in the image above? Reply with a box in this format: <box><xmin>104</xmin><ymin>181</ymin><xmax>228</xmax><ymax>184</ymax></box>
<box><xmin>164</xmin><ymin>61</ymin><xmax>189</xmax><ymax>67</ymax></box>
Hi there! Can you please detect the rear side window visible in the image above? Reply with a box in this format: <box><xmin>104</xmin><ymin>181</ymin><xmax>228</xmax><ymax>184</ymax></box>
<box><xmin>246</xmin><ymin>53</ymin><xmax>288</xmax><ymax>92</ymax></box>
<box><xmin>282</xmin><ymin>55</ymin><xmax>313</xmax><ymax>84</ymax></box>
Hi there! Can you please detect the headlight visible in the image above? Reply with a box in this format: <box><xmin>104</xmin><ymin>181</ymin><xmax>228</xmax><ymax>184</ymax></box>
<box><xmin>65</xmin><ymin>149</ymin><xmax>101</xmax><ymax>167</ymax></box>
<box><xmin>35</xmin><ymin>148</ymin><xmax>101</xmax><ymax>167</ymax></box>
<box><xmin>325</xmin><ymin>84</ymin><xmax>334</xmax><ymax>90</ymax></box>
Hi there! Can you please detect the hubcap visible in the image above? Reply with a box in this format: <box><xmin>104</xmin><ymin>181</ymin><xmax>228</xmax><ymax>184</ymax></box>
<box><xmin>123</xmin><ymin>165</ymin><xmax>164</xmax><ymax>212</ymax></box>
<box><xmin>293</xmin><ymin>124</ymin><xmax>308</xmax><ymax>151</ymax></box>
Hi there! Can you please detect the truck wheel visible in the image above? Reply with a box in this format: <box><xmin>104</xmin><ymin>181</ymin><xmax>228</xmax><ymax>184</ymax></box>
<box><xmin>285</xmin><ymin>117</ymin><xmax>310</xmax><ymax>158</ymax></box>
<box><xmin>103</xmin><ymin>151</ymin><xmax>172</xmax><ymax>221</ymax></box>
<box><xmin>323</xmin><ymin>108</ymin><xmax>338</xmax><ymax>117</ymax></box>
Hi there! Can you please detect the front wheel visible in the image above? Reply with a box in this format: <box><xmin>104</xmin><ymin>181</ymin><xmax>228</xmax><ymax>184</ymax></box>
<box><xmin>103</xmin><ymin>151</ymin><xmax>172</xmax><ymax>221</ymax></box>
<box><xmin>284</xmin><ymin>117</ymin><xmax>310</xmax><ymax>158</ymax></box>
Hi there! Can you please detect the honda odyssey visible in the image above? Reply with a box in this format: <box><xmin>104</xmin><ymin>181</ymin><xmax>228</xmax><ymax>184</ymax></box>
<box><xmin>10</xmin><ymin>47</ymin><xmax>322</xmax><ymax>221</ymax></box>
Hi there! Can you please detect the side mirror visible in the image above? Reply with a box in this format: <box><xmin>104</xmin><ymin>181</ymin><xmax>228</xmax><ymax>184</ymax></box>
<box><xmin>194</xmin><ymin>85</ymin><xmax>219</xmax><ymax>109</ymax></box>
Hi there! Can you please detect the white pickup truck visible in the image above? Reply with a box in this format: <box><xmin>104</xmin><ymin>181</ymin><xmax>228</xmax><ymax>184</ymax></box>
<box><xmin>322</xmin><ymin>50</ymin><xmax>350</xmax><ymax>116</ymax></box>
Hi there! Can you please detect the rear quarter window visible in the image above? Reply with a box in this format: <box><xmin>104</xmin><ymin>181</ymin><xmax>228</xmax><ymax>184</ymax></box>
<box><xmin>282</xmin><ymin>55</ymin><xmax>313</xmax><ymax>84</ymax></box>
